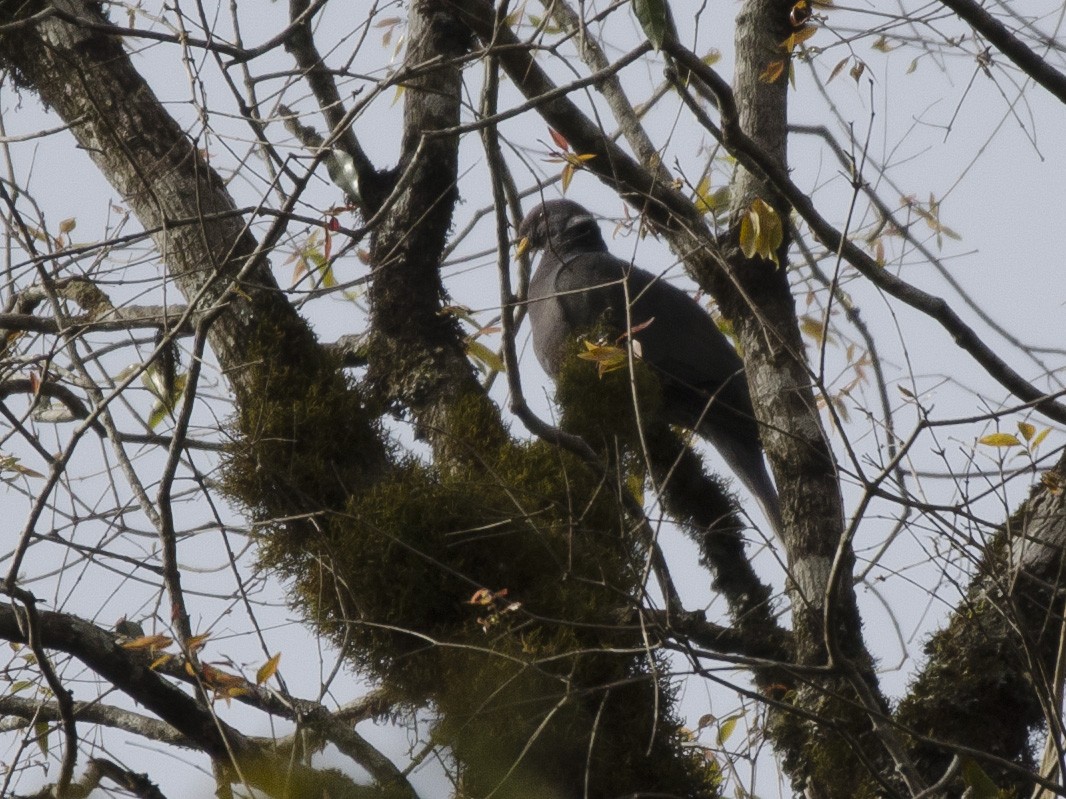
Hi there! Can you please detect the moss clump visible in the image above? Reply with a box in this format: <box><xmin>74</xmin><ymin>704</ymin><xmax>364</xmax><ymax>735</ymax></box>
<box><xmin>221</xmin><ymin>315</ymin><xmax>388</xmax><ymax>541</ymax></box>
<box><xmin>222</xmin><ymin>324</ymin><xmax>718</xmax><ymax>797</ymax></box>
<box><xmin>553</xmin><ymin>338</ymin><xmax>665</xmax><ymax>452</ymax></box>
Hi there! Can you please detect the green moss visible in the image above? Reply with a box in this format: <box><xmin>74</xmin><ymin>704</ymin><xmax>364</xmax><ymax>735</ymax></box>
<box><xmin>220</xmin><ymin>321</ymin><xmax>718</xmax><ymax>796</ymax></box>
<box><xmin>221</xmin><ymin>315</ymin><xmax>387</xmax><ymax>539</ymax></box>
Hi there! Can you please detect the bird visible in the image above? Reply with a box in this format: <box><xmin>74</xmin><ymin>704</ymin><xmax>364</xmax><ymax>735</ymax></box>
<box><xmin>517</xmin><ymin>199</ymin><xmax>783</xmax><ymax>538</ymax></box>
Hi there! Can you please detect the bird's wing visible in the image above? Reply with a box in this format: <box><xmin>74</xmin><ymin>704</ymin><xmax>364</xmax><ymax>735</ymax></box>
<box><xmin>624</xmin><ymin>269</ymin><xmax>747</xmax><ymax>389</ymax></box>
<box><xmin>550</xmin><ymin>251</ymin><xmax>630</xmax><ymax>334</ymax></box>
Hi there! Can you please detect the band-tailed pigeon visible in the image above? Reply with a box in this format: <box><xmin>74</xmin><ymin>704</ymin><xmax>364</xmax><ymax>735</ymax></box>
<box><xmin>518</xmin><ymin>199</ymin><xmax>783</xmax><ymax>537</ymax></box>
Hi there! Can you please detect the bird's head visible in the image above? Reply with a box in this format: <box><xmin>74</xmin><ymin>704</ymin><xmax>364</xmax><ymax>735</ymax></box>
<box><xmin>516</xmin><ymin>199</ymin><xmax>606</xmax><ymax>257</ymax></box>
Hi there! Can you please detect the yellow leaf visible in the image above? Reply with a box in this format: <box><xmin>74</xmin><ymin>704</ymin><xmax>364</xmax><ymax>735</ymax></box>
<box><xmin>739</xmin><ymin>211</ymin><xmax>758</xmax><ymax>260</ymax></box>
<box><xmin>760</xmin><ymin>60</ymin><xmax>785</xmax><ymax>83</ymax></box>
<box><xmin>149</xmin><ymin>653</ymin><xmax>172</xmax><ymax>671</ymax></box>
<box><xmin>565</xmin><ymin>152</ymin><xmax>597</xmax><ymax>165</ymax></box>
<box><xmin>781</xmin><ymin>25</ymin><xmax>817</xmax><ymax>52</ymax></box>
<box><xmin>561</xmin><ymin>162</ymin><xmax>575</xmax><ymax>192</ymax></box>
<box><xmin>256</xmin><ymin>652</ymin><xmax>281</xmax><ymax>686</ymax></box>
<box><xmin>121</xmin><ymin>634</ymin><xmax>173</xmax><ymax>651</ymax></box>
<box><xmin>1032</xmin><ymin>428</ymin><xmax>1051</xmax><ymax>448</ymax></box>
<box><xmin>577</xmin><ymin>340</ymin><xmax>628</xmax><ymax>377</ymax></box>
<box><xmin>799</xmin><ymin>315</ymin><xmax>827</xmax><ymax>344</ymax></box>
<box><xmin>1017</xmin><ymin>422</ymin><xmax>1035</xmax><ymax>441</ymax></box>
<box><xmin>741</xmin><ymin>198</ymin><xmax>782</xmax><ymax>265</ymax></box>
<box><xmin>702</xmin><ymin>49</ymin><xmax>721</xmax><ymax>66</ymax></box>
<box><xmin>978</xmin><ymin>433</ymin><xmax>1022</xmax><ymax>448</ymax></box>
<box><xmin>186</xmin><ymin>633</ymin><xmax>210</xmax><ymax>652</ymax></box>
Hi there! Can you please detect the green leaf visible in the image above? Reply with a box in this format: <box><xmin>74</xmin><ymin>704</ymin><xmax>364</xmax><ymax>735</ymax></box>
<box><xmin>466</xmin><ymin>340</ymin><xmax>506</xmax><ymax>374</ymax></box>
<box><xmin>960</xmin><ymin>758</ymin><xmax>999</xmax><ymax>799</ymax></box>
<box><xmin>632</xmin><ymin>0</ymin><xmax>671</xmax><ymax>50</ymax></box>
<box><xmin>717</xmin><ymin>713</ymin><xmax>742</xmax><ymax>745</ymax></box>
<box><xmin>0</xmin><ymin>453</ymin><xmax>44</xmax><ymax>479</ymax></box>
<box><xmin>34</xmin><ymin>721</ymin><xmax>49</xmax><ymax>758</ymax></box>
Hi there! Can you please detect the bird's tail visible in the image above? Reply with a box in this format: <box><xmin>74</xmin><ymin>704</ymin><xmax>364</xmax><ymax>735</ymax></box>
<box><xmin>708</xmin><ymin>433</ymin><xmax>786</xmax><ymax>544</ymax></box>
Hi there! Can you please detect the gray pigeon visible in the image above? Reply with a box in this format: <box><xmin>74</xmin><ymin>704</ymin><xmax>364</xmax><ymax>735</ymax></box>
<box><xmin>518</xmin><ymin>199</ymin><xmax>783</xmax><ymax>538</ymax></box>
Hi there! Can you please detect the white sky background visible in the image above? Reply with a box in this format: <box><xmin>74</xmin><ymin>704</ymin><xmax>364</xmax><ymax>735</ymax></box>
<box><xmin>1</xmin><ymin>0</ymin><xmax>1065</xmax><ymax>796</ymax></box>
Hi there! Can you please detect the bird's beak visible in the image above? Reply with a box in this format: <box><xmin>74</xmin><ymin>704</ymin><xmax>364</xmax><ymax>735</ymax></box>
<box><xmin>514</xmin><ymin>236</ymin><xmax>531</xmax><ymax>258</ymax></box>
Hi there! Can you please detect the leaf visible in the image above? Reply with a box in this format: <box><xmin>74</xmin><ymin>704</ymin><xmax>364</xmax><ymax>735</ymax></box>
<box><xmin>121</xmin><ymin>634</ymin><xmax>174</xmax><ymax>651</ymax></box>
<box><xmin>780</xmin><ymin>25</ymin><xmax>817</xmax><ymax>52</ymax></box>
<box><xmin>799</xmin><ymin>315</ymin><xmax>828</xmax><ymax>344</ymax></box>
<box><xmin>147</xmin><ymin>400</ymin><xmax>169</xmax><ymax>430</ymax></box>
<box><xmin>149</xmin><ymin>653</ymin><xmax>172</xmax><ymax>670</ymax></box>
<box><xmin>200</xmin><ymin>663</ymin><xmax>246</xmax><ymax>690</ymax></box>
<box><xmin>186</xmin><ymin>633</ymin><xmax>210</xmax><ymax>652</ymax></box>
<box><xmin>626</xmin><ymin>471</ymin><xmax>644</xmax><ymax>507</ymax></box>
<box><xmin>465</xmin><ymin>339</ymin><xmax>506</xmax><ymax>374</ymax></box>
<box><xmin>632</xmin><ymin>0</ymin><xmax>670</xmax><ymax>50</ymax></box>
<box><xmin>850</xmin><ymin>60</ymin><xmax>866</xmax><ymax>82</ymax></box>
<box><xmin>1032</xmin><ymin>427</ymin><xmax>1051</xmax><ymax>448</ymax></box>
<box><xmin>760</xmin><ymin>59</ymin><xmax>786</xmax><ymax>83</ymax></box>
<box><xmin>739</xmin><ymin>212</ymin><xmax>758</xmax><ymax>260</ymax></box>
<box><xmin>58</xmin><ymin>217</ymin><xmax>77</xmax><ymax>235</ymax></box>
<box><xmin>1017</xmin><ymin>421</ymin><xmax>1036</xmax><ymax>441</ymax></box>
<box><xmin>0</xmin><ymin>453</ymin><xmax>44</xmax><ymax>479</ymax></box>
<box><xmin>577</xmin><ymin>340</ymin><xmax>628</xmax><ymax>377</ymax></box>
<box><xmin>256</xmin><ymin>652</ymin><xmax>281</xmax><ymax>686</ymax></box>
<box><xmin>34</xmin><ymin>721</ymin><xmax>49</xmax><ymax>758</ymax></box>
<box><xmin>561</xmin><ymin>162</ymin><xmax>576</xmax><ymax>192</ymax></box>
<box><xmin>828</xmin><ymin>56</ymin><xmax>850</xmax><ymax>83</ymax></box>
<box><xmin>739</xmin><ymin>198</ymin><xmax>783</xmax><ymax>265</ymax></box>
<box><xmin>718</xmin><ymin>713</ymin><xmax>742</xmax><ymax>745</ymax></box>
<box><xmin>978</xmin><ymin>433</ymin><xmax>1022</xmax><ymax>448</ymax></box>
<box><xmin>872</xmin><ymin>35</ymin><xmax>893</xmax><ymax>52</ymax></box>
<box><xmin>145</xmin><ymin>372</ymin><xmax>188</xmax><ymax>430</ymax></box>
<box><xmin>960</xmin><ymin>758</ymin><xmax>999</xmax><ymax>799</ymax></box>
<box><xmin>548</xmin><ymin>127</ymin><xmax>570</xmax><ymax>151</ymax></box>
<box><xmin>693</xmin><ymin>176</ymin><xmax>728</xmax><ymax>215</ymax></box>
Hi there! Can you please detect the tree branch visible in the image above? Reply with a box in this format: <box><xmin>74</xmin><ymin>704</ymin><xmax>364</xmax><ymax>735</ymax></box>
<box><xmin>663</xmin><ymin>42</ymin><xmax>1066</xmax><ymax>428</ymax></box>
<box><xmin>937</xmin><ymin>0</ymin><xmax>1066</xmax><ymax>105</ymax></box>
